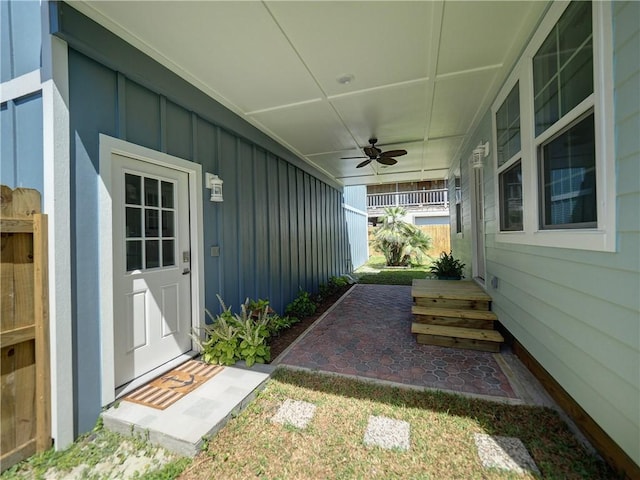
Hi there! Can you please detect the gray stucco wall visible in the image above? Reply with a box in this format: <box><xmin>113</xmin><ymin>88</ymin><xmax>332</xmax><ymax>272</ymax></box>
<box><xmin>55</xmin><ymin>3</ymin><xmax>351</xmax><ymax>435</ymax></box>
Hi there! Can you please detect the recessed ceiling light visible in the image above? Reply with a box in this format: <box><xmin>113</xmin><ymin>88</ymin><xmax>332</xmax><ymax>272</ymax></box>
<box><xmin>337</xmin><ymin>74</ymin><xmax>355</xmax><ymax>85</ymax></box>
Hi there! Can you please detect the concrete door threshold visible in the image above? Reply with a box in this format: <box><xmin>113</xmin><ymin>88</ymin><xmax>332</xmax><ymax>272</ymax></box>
<box><xmin>102</xmin><ymin>363</ymin><xmax>273</xmax><ymax>457</ymax></box>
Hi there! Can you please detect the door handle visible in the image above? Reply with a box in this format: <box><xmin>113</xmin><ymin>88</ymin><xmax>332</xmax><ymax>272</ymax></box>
<box><xmin>182</xmin><ymin>268</ymin><xmax>191</xmax><ymax>275</ymax></box>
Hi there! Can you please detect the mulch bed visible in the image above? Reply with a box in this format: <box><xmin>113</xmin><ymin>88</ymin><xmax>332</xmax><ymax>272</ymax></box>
<box><xmin>268</xmin><ymin>285</ymin><xmax>353</xmax><ymax>361</ymax></box>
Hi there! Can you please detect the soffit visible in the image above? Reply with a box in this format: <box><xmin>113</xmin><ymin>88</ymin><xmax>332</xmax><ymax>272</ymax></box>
<box><xmin>73</xmin><ymin>0</ymin><xmax>549</xmax><ymax>186</ymax></box>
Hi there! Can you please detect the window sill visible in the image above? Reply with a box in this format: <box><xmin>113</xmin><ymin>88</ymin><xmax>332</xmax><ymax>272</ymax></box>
<box><xmin>495</xmin><ymin>228</ymin><xmax>615</xmax><ymax>252</ymax></box>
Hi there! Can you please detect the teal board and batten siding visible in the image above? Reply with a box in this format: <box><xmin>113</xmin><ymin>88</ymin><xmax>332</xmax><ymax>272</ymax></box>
<box><xmin>0</xmin><ymin>92</ymin><xmax>43</xmax><ymax>192</ymax></box>
<box><xmin>454</xmin><ymin>2</ymin><xmax>640</xmax><ymax>465</ymax></box>
<box><xmin>0</xmin><ymin>0</ymin><xmax>43</xmax><ymax>192</ymax></box>
<box><xmin>343</xmin><ymin>185</ymin><xmax>369</xmax><ymax>269</ymax></box>
<box><xmin>0</xmin><ymin>0</ymin><xmax>41</xmax><ymax>81</ymax></box>
<box><xmin>53</xmin><ymin>3</ymin><xmax>351</xmax><ymax>435</ymax></box>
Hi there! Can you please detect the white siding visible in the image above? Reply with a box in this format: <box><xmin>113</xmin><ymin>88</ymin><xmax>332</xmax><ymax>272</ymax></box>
<box><xmin>455</xmin><ymin>1</ymin><xmax>640</xmax><ymax>465</ymax></box>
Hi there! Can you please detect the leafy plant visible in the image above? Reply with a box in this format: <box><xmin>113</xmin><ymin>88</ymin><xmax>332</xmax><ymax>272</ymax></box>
<box><xmin>285</xmin><ymin>289</ymin><xmax>317</xmax><ymax>318</ymax></box>
<box><xmin>329</xmin><ymin>275</ymin><xmax>349</xmax><ymax>290</ymax></box>
<box><xmin>428</xmin><ymin>251</ymin><xmax>466</xmax><ymax>279</ymax></box>
<box><xmin>194</xmin><ymin>296</ymin><xmax>271</xmax><ymax>366</ymax></box>
<box><xmin>316</xmin><ymin>276</ymin><xmax>351</xmax><ymax>302</ymax></box>
<box><xmin>196</xmin><ymin>311</ymin><xmax>240</xmax><ymax>365</ymax></box>
<box><xmin>370</xmin><ymin>206</ymin><xmax>432</xmax><ymax>266</ymax></box>
<box><xmin>236</xmin><ymin>303</ymin><xmax>271</xmax><ymax>367</ymax></box>
<box><xmin>247</xmin><ymin>298</ymin><xmax>274</xmax><ymax>317</ymax></box>
<box><xmin>267</xmin><ymin>315</ymin><xmax>298</xmax><ymax>336</ymax></box>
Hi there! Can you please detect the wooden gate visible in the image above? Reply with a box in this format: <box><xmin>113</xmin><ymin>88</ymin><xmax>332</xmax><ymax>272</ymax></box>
<box><xmin>0</xmin><ymin>186</ymin><xmax>51</xmax><ymax>472</ymax></box>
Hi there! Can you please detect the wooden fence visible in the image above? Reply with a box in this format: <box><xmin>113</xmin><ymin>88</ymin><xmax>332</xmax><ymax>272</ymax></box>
<box><xmin>0</xmin><ymin>186</ymin><xmax>51</xmax><ymax>472</ymax></box>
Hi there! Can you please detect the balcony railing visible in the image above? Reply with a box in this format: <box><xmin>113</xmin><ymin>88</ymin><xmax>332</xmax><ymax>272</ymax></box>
<box><xmin>367</xmin><ymin>188</ymin><xmax>449</xmax><ymax>210</ymax></box>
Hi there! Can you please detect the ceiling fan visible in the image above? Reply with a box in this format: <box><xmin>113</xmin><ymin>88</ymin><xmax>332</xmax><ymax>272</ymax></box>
<box><xmin>341</xmin><ymin>138</ymin><xmax>407</xmax><ymax>168</ymax></box>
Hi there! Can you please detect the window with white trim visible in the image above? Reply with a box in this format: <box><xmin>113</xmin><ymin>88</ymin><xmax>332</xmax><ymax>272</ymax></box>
<box><xmin>492</xmin><ymin>0</ymin><xmax>615</xmax><ymax>251</ymax></box>
<box><xmin>539</xmin><ymin>111</ymin><xmax>596</xmax><ymax>229</ymax></box>
<box><xmin>496</xmin><ymin>82</ymin><xmax>523</xmax><ymax>231</ymax></box>
<box><xmin>534</xmin><ymin>1</ymin><xmax>595</xmax><ymax>230</ymax></box>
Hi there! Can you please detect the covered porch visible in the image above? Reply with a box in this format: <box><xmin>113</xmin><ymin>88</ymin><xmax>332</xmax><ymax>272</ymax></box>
<box><xmin>103</xmin><ymin>283</ymin><xmax>556</xmax><ymax>457</ymax></box>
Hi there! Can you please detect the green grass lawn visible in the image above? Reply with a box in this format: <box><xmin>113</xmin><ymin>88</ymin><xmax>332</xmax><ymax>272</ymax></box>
<box><xmin>2</xmin><ymin>369</ymin><xmax>617</xmax><ymax>479</ymax></box>
<box><xmin>180</xmin><ymin>369</ymin><xmax>615</xmax><ymax>480</ymax></box>
<box><xmin>354</xmin><ymin>255</ymin><xmax>432</xmax><ymax>285</ymax></box>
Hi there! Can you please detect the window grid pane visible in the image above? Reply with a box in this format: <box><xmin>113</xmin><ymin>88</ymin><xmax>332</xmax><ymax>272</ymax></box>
<box><xmin>534</xmin><ymin>1</ymin><xmax>593</xmax><ymax>136</ymax></box>
<box><xmin>161</xmin><ymin>181</ymin><xmax>174</xmax><ymax>208</ymax></box>
<box><xmin>499</xmin><ymin>162</ymin><xmax>523</xmax><ymax>231</ymax></box>
<box><xmin>540</xmin><ymin>113</ymin><xmax>596</xmax><ymax>229</ymax></box>
<box><xmin>144</xmin><ymin>177</ymin><xmax>159</xmax><ymax>206</ymax></box>
<box><xmin>145</xmin><ymin>240</ymin><xmax>160</xmax><ymax>268</ymax></box>
<box><xmin>126</xmin><ymin>240</ymin><xmax>143</xmax><ymax>271</ymax></box>
<box><xmin>125</xmin><ymin>174</ymin><xmax>178</xmax><ymax>271</ymax></box>
<box><xmin>125</xmin><ymin>174</ymin><xmax>141</xmax><ymax>205</ymax></box>
<box><xmin>496</xmin><ymin>83</ymin><xmax>521</xmax><ymax>167</ymax></box>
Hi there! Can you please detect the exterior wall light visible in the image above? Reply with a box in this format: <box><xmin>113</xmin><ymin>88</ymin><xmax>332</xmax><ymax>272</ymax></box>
<box><xmin>206</xmin><ymin>173</ymin><xmax>223</xmax><ymax>202</ymax></box>
<box><xmin>471</xmin><ymin>141</ymin><xmax>490</xmax><ymax>169</ymax></box>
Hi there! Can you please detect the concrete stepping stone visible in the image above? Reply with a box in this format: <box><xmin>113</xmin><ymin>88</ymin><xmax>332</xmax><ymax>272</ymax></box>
<box><xmin>363</xmin><ymin>416</ymin><xmax>410</xmax><ymax>451</ymax></box>
<box><xmin>474</xmin><ymin>433</ymin><xmax>541</xmax><ymax>475</ymax></box>
<box><xmin>271</xmin><ymin>399</ymin><xmax>316</xmax><ymax>429</ymax></box>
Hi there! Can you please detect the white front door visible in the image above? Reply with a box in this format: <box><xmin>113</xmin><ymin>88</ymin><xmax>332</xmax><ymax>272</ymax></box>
<box><xmin>111</xmin><ymin>154</ymin><xmax>192</xmax><ymax>388</ymax></box>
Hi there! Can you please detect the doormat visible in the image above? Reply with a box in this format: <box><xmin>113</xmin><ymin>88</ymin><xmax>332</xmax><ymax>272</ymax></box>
<box><xmin>124</xmin><ymin>360</ymin><xmax>224</xmax><ymax>410</ymax></box>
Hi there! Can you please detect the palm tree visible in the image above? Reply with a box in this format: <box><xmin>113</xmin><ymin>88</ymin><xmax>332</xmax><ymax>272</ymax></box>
<box><xmin>370</xmin><ymin>206</ymin><xmax>432</xmax><ymax>266</ymax></box>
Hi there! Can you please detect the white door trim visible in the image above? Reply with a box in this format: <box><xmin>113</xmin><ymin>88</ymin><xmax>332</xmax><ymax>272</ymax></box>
<box><xmin>469</xmin><ymin>163</ymin><xmax>486</xmax><ymax>284</ymax></box>
<box><xmin>98</xmin><ymin>135</ymin><xmax>204</xmax><ymax>406</ymax></box>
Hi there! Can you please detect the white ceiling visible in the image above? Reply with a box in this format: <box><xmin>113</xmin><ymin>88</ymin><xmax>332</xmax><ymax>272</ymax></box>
<box><xmin>74</xmin><ymin>1</ymin><xmax>548</xmax><ymax>186</ymax></box>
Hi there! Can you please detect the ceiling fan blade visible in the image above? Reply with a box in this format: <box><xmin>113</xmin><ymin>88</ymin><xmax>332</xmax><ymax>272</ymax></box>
<box><xmin>340</xmin><ymin>156</ymin><xmax>367</xmax><ymax>159</ymax></box>
<box><xmin>356</xmin><ymin>159</ymin><xmax>373</xmax><ymax>168</ymax></box>
<box><xmin>377</xmin><ymin>157</ymin><xmax>398</xmax><ymax>166</ymax></box>
<box><xmin>363</xmin><ymin>146</ymin><xmax>379</xmax><ymax>158</ymax></box>
<box><xmin>380</xmin><ymin>149</ymin><xmax>407</xmax><ymax>158</ymax></box>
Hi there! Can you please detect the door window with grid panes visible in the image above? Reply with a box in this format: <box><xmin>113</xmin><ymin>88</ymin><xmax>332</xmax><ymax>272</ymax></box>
<box><xmin>124</xmin><ymin>173</ymin><xmax>177</xmax><ymax>271</ymax></box>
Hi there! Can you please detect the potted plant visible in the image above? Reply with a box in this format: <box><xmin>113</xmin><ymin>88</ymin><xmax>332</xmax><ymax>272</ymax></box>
<box><xmin>428</xmin><ymin>251</ymin><xmax>465</xmax><ymax>280</ymax></box>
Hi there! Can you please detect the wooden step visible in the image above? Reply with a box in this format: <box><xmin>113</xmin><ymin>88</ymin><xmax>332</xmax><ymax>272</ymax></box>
<box><xmin>411</xmin><ymin>323</ymin><xmax>504</xmax><ymax>353</ymax></box>
<box><xmin>412</xmin><ymin>279</ymin><xmax>492</xmax><ymax>301</ymax></box>
<box><xmin>411</xmin><ymin>305</ymin><xmax>497</xmax><ymax>329</ymax></box>
<box><xmin>412</xmin><ymin>279</ymin><xmax>492</xmax><ymax>311</ymax></box>
<box><xmin>414</xmin><ymin>297</ymin><xmax>490</xmax><ymax>310</ymax></box>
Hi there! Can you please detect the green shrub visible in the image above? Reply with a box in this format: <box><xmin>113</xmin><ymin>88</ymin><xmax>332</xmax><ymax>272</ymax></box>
<box><xmin>194</xmin><ymin>296</ymin><xmax>271</xmax><ymax>366</ymax></box>
<box><xmin>247</xmin><ymin>298</ymin><xmax>272</xmax><ymax>316</ymax></box>
<box><xmin>316</xmin><ymin>276</ymin><xmax>350</xmax><ymax>302</ymax></box>
<box><xmin>197</xmin><ymin>312</ymin><xmax>239</xmax><ymax>365</ymax></box>
<box><xmin>317</xmin><ymin>283</ymin><xmax>330</xmax><ymax>300</ymax></box>
<box><xmin>428</xmin><ymin>251</ymin><xmax>466</xmax><ymax>279</ymax></box>
<box><xmin>329</xmin><ymin>275</ymin><xmax>349</xmax><ymax>289</ymax></box>
<box><xmin>285</xmin><ymin>290</ymin><xmax>317</xmax><ymax>318</ymax></box>
<box><xmin>267</xmin><ymin>315</ymin><xmax>298</xmax><ymax>335</ymax></box>
<box><xmin>235</xmin><ymin>303</ymin><xmax>271</xmax><ymax>367</ymax></box>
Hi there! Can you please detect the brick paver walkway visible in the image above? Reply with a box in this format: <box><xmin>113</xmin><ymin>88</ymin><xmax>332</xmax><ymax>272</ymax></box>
<box><xmin>278</xmin><ymin>284</ymin><xmax>517</xmax><ymax>399</ymax></box>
